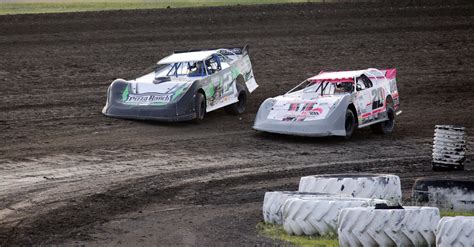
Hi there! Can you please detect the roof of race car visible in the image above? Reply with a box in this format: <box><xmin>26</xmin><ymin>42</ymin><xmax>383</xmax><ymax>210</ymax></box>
<box><xmin>158</xmin><ymin>50</ymin><xmax>218</xmax><ymax>64</ymax></box>
<box><xmin>308</xmin><ymin>70</ymin><xmax>367</xmax><ymax>81</ymax></box>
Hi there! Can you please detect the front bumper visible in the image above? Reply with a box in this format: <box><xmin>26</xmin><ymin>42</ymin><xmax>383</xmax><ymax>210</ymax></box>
<box><xmin>253</xmin><ymin>118</ymin><xmax>345</xmax><ymax>137</ymax></box>
<box><xmin>252</xmin><ymin>97</ymin><xmax>349</xmax><ymax>137</ymax></box>
<box><xmin>102</xmin><ymin>103</ymin><xmax>196</xmax><ymax>122</ymax></box>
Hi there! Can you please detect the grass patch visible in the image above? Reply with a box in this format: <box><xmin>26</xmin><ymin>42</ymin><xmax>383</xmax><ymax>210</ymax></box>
<box><xmin>0</xmin><ymin>0</ymin><xmax>328</xmax><ymax>15</ymax></box>
<box><xmin>257</xmin><ymin>222</ymin><xmax>339</xmax><ymax>247</ymax></box>
<box><xmin>441</xmin><ymin>211</ymin><xmax>474</xmax><ymax>217</ymax></box>
<box><xmin>256</xmin><ymin>212</ymin><xmax>473</xmax><ymax>246</ymax></box>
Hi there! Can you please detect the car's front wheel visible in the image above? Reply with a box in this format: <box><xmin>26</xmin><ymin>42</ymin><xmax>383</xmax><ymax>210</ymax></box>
<box><xmin>344</xmin><ymin>109</ymin><xmax>356</xmax><ymax>139</ymax></box>
<box><xmin>194</xmin><ymin>92</ymin><xmax>206</xmax><ymax>123</ymax></box>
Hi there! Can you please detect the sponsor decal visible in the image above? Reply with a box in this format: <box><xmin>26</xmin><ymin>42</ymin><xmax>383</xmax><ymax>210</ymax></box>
<box><xmin>207</xmin><ymin>71</ymin><xmax>236</xmax><ymax>107</ymax></box>
<box><xmin>124</xmin><ymin>93</ymin><xmax>173</xmax><ymax>105</ymax></box>
<box><xmin>122</xmin><ymin>86</ymin><xmax>129</xmax><ymax>102</ymax></box>
<box><xmin>268</xmin><ymin>101</ymin><xmax>325</xmax><ymax>122</ymax></box>
<box><xmin>171</xmin><ymin>83</ymin><xmax>191</xmax><ymax>101</ymax></box>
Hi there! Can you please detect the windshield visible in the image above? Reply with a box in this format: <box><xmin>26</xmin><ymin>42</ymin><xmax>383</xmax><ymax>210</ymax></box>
<box><xmin>153</xmin><ymin>52</ymin><xmax>234</xmax><ymax>78</ymax></box>
<box><xmin>154</xmin><ymin>61</ymin><xmax>209</xmax><ymax>78</ymax></box>
<box><xmin>288</xmin><ymin>80</ymin><xmax>354</xmax><ymax>95</ymax></box>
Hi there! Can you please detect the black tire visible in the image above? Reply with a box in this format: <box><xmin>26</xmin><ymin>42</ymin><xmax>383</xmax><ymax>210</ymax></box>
<box><xmin>432</xmin><ymin>163</ymin><xmax>465</xmax><ymax>171</ymax></box>
<box><xmin>412</xmin><ymin>177</ymin><xmax>474</xmax><ymax>211</ymax></box>
<box><xmin>344</xmin><ymin>109</ymin><xmax>356</xmax><ymax>139</ymax></box>
<box><xmin>194</xmin><ymin>92</ymin><xmax>206</xmax><ymax>123</ymax></box>
<box><xmin>224</xmin><ymin>83</ymin><xmax>248</xmax><ymax>115</ymax></box>
<box><xmin>432</xmin><ymin>165</ymin><xmax>442</xmax><ymax>172</ymax></box>
<box><xmin>370</xmin><ymin>106</ymin><xmax>395</xmax><ymax>134</ymax></box>
<box><xmin>455</xmin><ymin>165</ymin><xmax>465</xmax><ymax>171</ymax></box>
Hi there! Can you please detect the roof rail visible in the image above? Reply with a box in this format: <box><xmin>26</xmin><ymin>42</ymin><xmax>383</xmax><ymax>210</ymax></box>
<box><xmin>173</xmin><ymin>45</ymin><xmax>248</xmax><ymax>55</ymax></box>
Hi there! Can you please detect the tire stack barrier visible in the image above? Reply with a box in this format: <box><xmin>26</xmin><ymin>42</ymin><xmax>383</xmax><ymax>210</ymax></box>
<box><xmin>337</xmin><ymin>206</ymin><xmax>440</xmax><ymax>247</ymax></box>
<box><xmin>261</xmin><ymin>174</ymin><xmax>411</xmax><ymax>240</ymax></box>
<box><xmin>298</xmin><ymin>174</ymin><xmax>402</xmax><ymax>205</ymax></box>
<box><xmin>262</xmin><ymin>191</ymin><xmax>349</xmax><ymax>224</ymax></box>
<box><xmin>282</xmin><ymin>197</ymin><xmax>387</xmax><ymax>236</ymax></box>
<box><xmin>412</xmin><ymin>177</ymin><xmax>474</xmax><ymax>211</ymax></box>
<box><xmin>432</xmin><ymin>125</ymin><xmax>467</xmax><ymax>171</ymax></box>
<box><xmin>436</xmin><ymin>216</ymin><xmax>474</xmax><ymax>247</ymax></box>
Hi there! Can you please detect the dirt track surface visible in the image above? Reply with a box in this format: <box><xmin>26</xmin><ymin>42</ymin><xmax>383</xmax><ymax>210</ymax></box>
<box><xmin>0</xmin><ymin>2</ymin><xmax>473</xmax><ymax>245</ymax></box>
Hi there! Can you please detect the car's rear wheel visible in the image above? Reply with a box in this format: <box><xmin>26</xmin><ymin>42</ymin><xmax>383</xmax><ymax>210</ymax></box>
<box><xmin>371</xmin><ymin>106</ymin><xmax>395</xmax><ymax>134</ymax></box>
<box><xmin>344</xmin><ymin>109</ymin><xmax>356</xmax><ymax>139</ymax></box>
<box><xmin>224</xmin><ymin>83</ymin><xmax>248</xmax><ymax>115</ymax></box>
<box><xmin>194</xmin><ymin>92</ymin><xmax>206</xmax><ymax>123</ymax></box>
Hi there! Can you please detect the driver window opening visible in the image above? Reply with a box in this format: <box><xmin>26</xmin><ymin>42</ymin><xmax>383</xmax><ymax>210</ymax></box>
<box><xmin>335</xmin><ymin>81</ymin><xmax>354</xmax><ymax>94</ymax></box>
<box><xmin>300</xmin><ymin>80</ymin><xmax>354</xmax><ymax>95</ymax></box>
<box><xmin>216</xmin><ymin>54</ymin><xmax>231</xmax><ymax>70</ymax></box>
<box><xmin>188</xmin><ymin>61</ymin><xmax>207</xmax><ymax>77</ymax></box>
<box><xmin>356</xmin><ymin>75</ymin><xmax>373</xmax><ymax>91</ymax></box>
<box><xmin>205</xmin><ymin>56</ymin><xmax>220</xmax><ymax>75</ymax></box>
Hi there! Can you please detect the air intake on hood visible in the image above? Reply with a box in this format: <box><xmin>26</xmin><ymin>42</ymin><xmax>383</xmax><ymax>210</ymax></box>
<box><xmin>153</xmin><ymin>77</ymin><xmax>171</xmax><ymax>84</ymax></box>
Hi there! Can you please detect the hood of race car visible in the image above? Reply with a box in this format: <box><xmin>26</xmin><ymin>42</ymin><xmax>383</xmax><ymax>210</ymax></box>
<box><xmin>266</xmin><ymin>93</ymin><xmax>343</xmax><ymax>122</ymax></box>
<box><xmin>119</xmin><ymin>72</ymin><xmax>196</xmax><ymax>106</ymax></box>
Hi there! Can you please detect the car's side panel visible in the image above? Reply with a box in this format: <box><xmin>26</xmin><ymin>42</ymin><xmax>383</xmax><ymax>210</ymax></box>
<box><xmin>384</xmin><ymin>69</ymin><xmax>400</xmax><ymax>112</ymax></box>
<box><xmin>367</xmin><ymin>68</ymin><xmax>400</xmax><ymax>114</ymax></box>
<box><xmin>200</xmin><ymin>65</ymin><xmax>238</xmax><ymax>112</ymax></box>
<box><xmin>354</xmin><ymin>87</ymin><xmax>373</xmax><ymax>126</ymax></box>
<box><xmin>202</xmin><ymin>53</ymin><xmax>257</xmax><ymax>112</ymax></box>
<box><xmin>235</xmin><ymin>54</ymin><xmax>258</xmax><ymax>93</ymax></box>
<box><xmin>354</xmin><ymin>71</ymin><xmax>395</xmax><ymax>127</ymax></box>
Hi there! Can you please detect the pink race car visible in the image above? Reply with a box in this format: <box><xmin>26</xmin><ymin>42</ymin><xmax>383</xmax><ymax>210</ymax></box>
<box><xmin>253</xmin><ymin>68</ymin><xmax>401</xmax><ymax>139</ymax></box>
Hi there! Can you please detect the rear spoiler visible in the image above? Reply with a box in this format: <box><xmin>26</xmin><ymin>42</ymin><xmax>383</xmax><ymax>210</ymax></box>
<box><xmin>382</xmin><ymin>68</ymin><xmax>397</xmax><ymax>80</ymax></box>
<box><xmin>316</xmin><ymin>68</ymin><xmax>397</xmax><ymax>80</ymax></box>
<box><xmin>174</xmin><ymin>45</ymin><xmax>249</xmax><ymax>55</ymax></box>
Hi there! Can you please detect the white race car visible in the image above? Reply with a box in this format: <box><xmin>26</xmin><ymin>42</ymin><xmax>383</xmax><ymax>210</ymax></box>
<box><xmin>253</xmin><ymin>68</ymin><xmax>401</xmax><ymax>138</ymax></box>
<box><xmin>103</xmin><ymin>46</ymin><xmax>258</xmax><ymax>122</ymax></box>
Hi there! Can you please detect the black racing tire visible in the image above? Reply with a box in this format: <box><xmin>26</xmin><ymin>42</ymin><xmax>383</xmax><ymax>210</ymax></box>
<box><xmin>224</xmin><ymin>83</ymin><xmax>248</xmax><ymax>115</ymax></box>
<box><xmin>193</xmin><ymin>92</ymin><xmax>206</xmax><ymax>123</ymax></box>
<box><xmin>412</xmin><ymin>176</ymin><xmax>474</xmax><ymax>211</ymax></box>
<box><xmin>431</xmin><ymin>165</ymin><xmax>443</xmax><ymax>172</ymax></box>
<box><xmin>432</xmin><ymin>162</ymin><xmax>465</xmax><ymax>171</ymax></box>
<box><xmin>454</xmin><ymin>164</ymin><xmax>465</xmax><ymax>171</ymax></box>
<box><xmin>370</xmin><ymin>106</ymin><xmax>395</xmax><ymax>134</ymax></box>
<box><xmin>344</xmin><ymin>109</ymin><xmax>356</xmax><ymax>139</ymax></box>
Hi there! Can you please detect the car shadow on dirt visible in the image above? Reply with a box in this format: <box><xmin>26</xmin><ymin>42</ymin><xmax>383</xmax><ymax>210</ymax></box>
<box><xmin>253</xmin><ymin>128</ymin><xmax>393</xmax><ymax>144</ymax></box>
